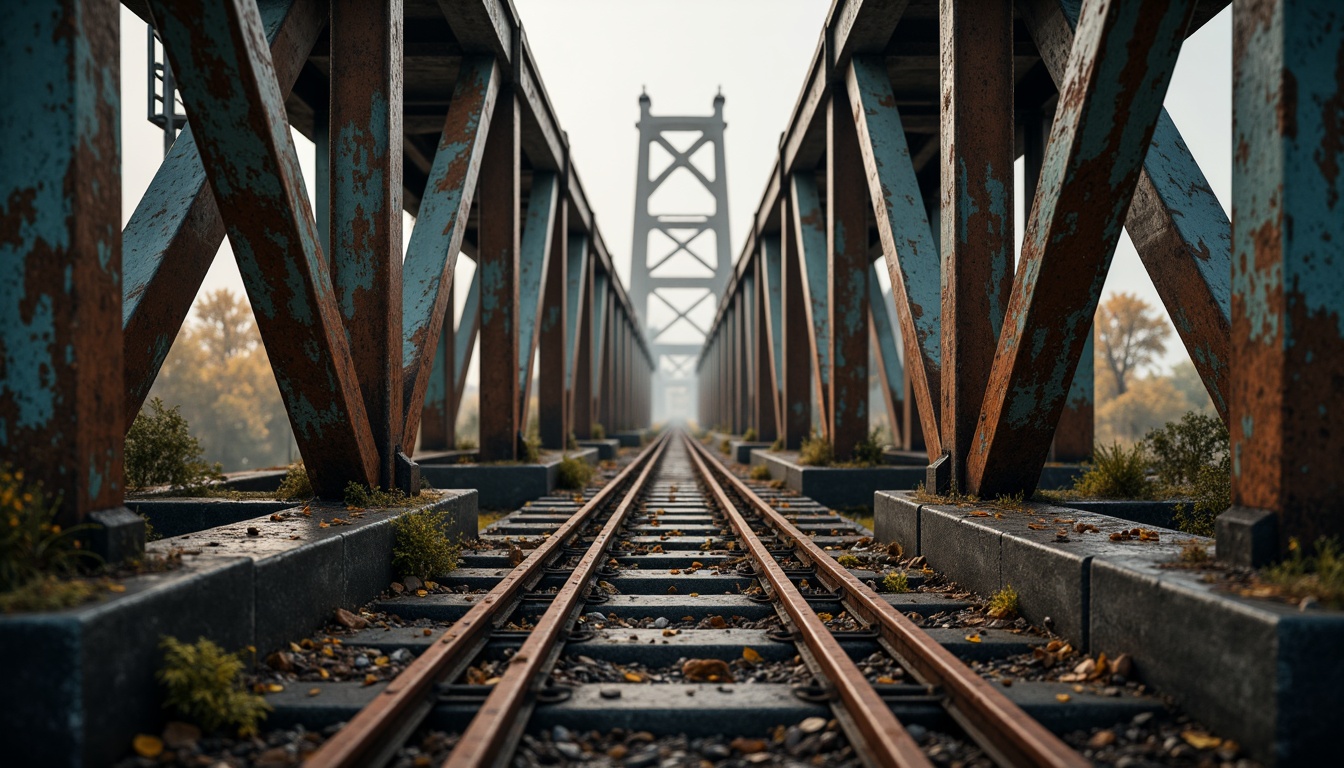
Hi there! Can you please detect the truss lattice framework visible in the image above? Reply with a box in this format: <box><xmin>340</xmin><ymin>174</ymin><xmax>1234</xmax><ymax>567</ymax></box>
<box><xmin>0</xmin><ymin>0</ymin><xmax>654</xmax><ymax>526</ymax></box>
<box><xmin>629</xmin><ymin>92</ymin><xmax>731</xmax><ymax>421</ymax></box>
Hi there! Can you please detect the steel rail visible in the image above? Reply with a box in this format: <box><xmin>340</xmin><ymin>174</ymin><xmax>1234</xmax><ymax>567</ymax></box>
<box><xmin>686</xmin><ymin>436</ymin><xmax>1090</xmax><ymax>768</ymax></box>
<box><xmin>444</xmin><ymin>433</ymin><xmax>672</xmax><ymax>768</ymax></box>
<box><xmin>683</xmin><ymin>434</ymin><xmax>933</xmax><ymax>768</ymax></box>
<box><xmin>306</xmin><ymin>433</ymin><xmax>668</xmax><ymax>768</ymax></box>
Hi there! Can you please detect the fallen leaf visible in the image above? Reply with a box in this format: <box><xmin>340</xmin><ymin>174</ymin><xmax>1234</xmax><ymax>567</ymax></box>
<box><xmin>1181</xmin><ymin>731</ymin><xmax>1222</xmax><ymax>750</ymax></box>
<box><xmin>1056</xmin><ymin>693</ymin><xmax>1071</xmax><ymax>703</ymax></box>
<box><xmin>662</xmin><ymin>628</ymin><xmax>679</xmax><ymax>637</ymax></box>
<box><xmin>307</xmin><ymin>687</ymin><xmax>321</xmax><ymax>697</ymax></box>
<box><xmin>969</xmin><ymin>510</ymin><xmax>990</xmax><ymax>517</ymax></box>
<box><xmin>817</xmin><ymin>612</ymin><xmax>833</xmax><ymax>622</ymax></box>
<box><xmin>374</xmin><ymin>656</ymin><xmax>389</xmax><ymax>667</ymax></box>
<box><xmin>362</xmin><ymin>674</ymin><xmax>379</xmax><ymax>686</ymax></box>
<box><xmin>682</xmin><ymin>658</ymin><xmax>735</xmax><ymax>682</ymax></box>
<box><xmin>1087</xmin><ymin>730</ymin><xmax>1116</xmax><ymax>748</ymax></box>
<box><xmin>107</xmin><ymin>583</ymin><xmax>126</xmax><ymax>593</ymax></box>
<box><xmin>623</xmin><ymin>671</ymin><xmax>645</xmax><ymax>683</ymax></box>
<box><xmin>1028</xmin><ymin>523</ymin><xmax>1046</xmax><ymax>530</ymax></box>
<box><xmin>707</xmin><ymin>615</ymin><xmax>727</xmax><ymax>628</ymax></box>
<box><xmin>729</xmin><ymin>737</ymin><xmax>767</xmax><ymax>754</ymax></box>
<box><xmin>742</xmin><ymin>647</ymin><xmax>763</xmax><ymax>663</ymax></box>
<box><xmin>318</xmin><ymin>521</ymin><xmax>329</xmax><ymax>529</ymax></box>
<box><xmin>965</xmin><ymin>634</ymin><xmax>982</xmax><ymax>643</ymax></box>
<box><xmin>265</xmin><ymin>683</ymin><xmax>284</xmax><ymax>693</ymax></box>
<box><xmin>132</xmin><ymin>735</ymin><xmax>163</xmax><ymax>758</ymax></box>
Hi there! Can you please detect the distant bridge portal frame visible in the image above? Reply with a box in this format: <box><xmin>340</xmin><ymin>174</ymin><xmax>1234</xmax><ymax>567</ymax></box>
<box><xmin>629</xmin><ymin>91</ymin><xmax>731</xmax><ymax>426</ymax></box>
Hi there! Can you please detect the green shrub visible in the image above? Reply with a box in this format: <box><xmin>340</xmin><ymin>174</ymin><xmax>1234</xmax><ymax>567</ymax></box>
<box><xmin>567</xmin><ymin>432</ymin><xmax>579</xmax><ymax>450</ymax></box>
<box><xmin>881</xmin><ymin>571</ymin><xmax>909</xmax><ymax>593</ymax></box>
<box><xmin>798</xmin><ymin>434</ymin><xmax>833</xmax><ymax>467</ymax></box>
<box><xmin>1073</xmin><ymin>442</ymin><xmax>1152</xmax><ymax>499</ymax></box>
<box><xmin>719</xmin><ymin>438</ymin><xmax>732</xmax><ymax>455</ymax></box>
<box><xmin>274</xmin><ymin>462</ymin><xmax>313</xmax><ymax>501</ymax></box>
<box><xmin>837</xmin><ymin>554</ymin><xmax>861</xmax><ymax>568</ymax></box>
<box><xmin>0</xmin><ymin>574</ymin><xmax>99</xmax><ymax>613</ymax></box>
<box><xmin>850</xmin><ymin>428</ymin><xmax>885</xmax><ymax>467</ymax></box>
<box><xmin>1262</xmin><ymin>538</ymin><xmax>1344</xmax><ymax>609</ymax></box>
<box><xmin>591</xmin><ymin>423</ymin><xmax>606</xmax><ymax>440</ymax></box>
<box><xmin>522</xmin><ymin>433</ymin><xmax>542</xmax><ymax>464</ymax></box>
<box><xmin>157</xmin><ymin>636</ymin><xmax>270</xmax><ymax>736</ymax></box>
<box><xmin>125</xmin><ymin>398</ymin><xmax>222</xmax><ymax>491</ymax></box>
<box><xmin>1172</xmin><ymin>454</ymin><xmax>1230</xmax><ymax>536</ymax></box>
<box><xmin>1144</xmin><ymin>411</ymin><xmax>1228</xmax><ymax>489</ymax></box>
<box><xmin>743</xmin><ymin>428</ymin><xmax>758</xmax><ymax>442</ymax></box>
<box><xmin>343</xmin><ymin>482</ymin><xmax>408</xmax><ymax>509</ymax></box>
<box><xmin>392</xmin><ymin>507</ymin><xmax>461</xmax><ymax>580</ymax></box>
<box><xmin>457</xmin><ymin>436</ymin><xmax>478</xmax><ymax>451</ymax></box>
<box><xmin>556</xmin><ymin>455</ymin><xmax>595</xmax><ymax>491</ymax></box>
<box><xmin>0</xmin><ymin>466</ymin><xmax>98</xmax><ymax>595</ymax></box>
<box><xmin>749</xmin><ymin>464</ymin><xmax>772</xmax><ymax>481</ymax></box>
<box><xmin>769</xmin><ymin>438</ymin><xmax>783</xmax><ymax>452</ymax></box>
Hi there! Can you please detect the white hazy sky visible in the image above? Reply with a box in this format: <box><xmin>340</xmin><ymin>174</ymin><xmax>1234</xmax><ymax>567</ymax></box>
<box><xmin>119</xmin><ymin>2</ymin><xmax>1231</xmax><ymax>375</ymax></box>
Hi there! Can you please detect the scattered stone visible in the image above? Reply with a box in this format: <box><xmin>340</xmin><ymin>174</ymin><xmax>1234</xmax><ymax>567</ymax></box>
<box><xmin>653</xmin><ymin>616</ymin><xmax>670</xmax><ymax>629</ymax></box>
<box><xmin>161</xmin><ymin>721</ymin><xmax>201</xmax><ymax>750</ymax></box>
<box><xmin>402</xmin><ymin>575</ymin><xmax>424</xmax><ymax>592</ymax></box>
<box><xmin>800</xmin><ymin>716</ymin><xmax>828</xmax><ymax>734</ymax></box>
<box><xmin>247</xmin><ymin>527</ymin><xmax>260</xmax><ymax>537</ymax></box>
<box><xmin>334</xmin><ymin>607</ymin><xmax>368</xmax><ymax>630</ymax></box>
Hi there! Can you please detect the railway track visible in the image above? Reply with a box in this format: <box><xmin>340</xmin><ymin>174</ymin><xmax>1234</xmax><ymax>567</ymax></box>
<box><xmin>264</xmin><ymin>428</ymin><xmax>1090</xmax><ymax>768</ymax></box>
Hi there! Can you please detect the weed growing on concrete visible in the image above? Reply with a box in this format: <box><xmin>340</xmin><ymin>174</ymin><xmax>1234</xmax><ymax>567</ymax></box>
<box><xmin>556</xmin><ymin>455</ymin><xmax>595</xmax><ymax>491</ymax></box>
<box><xmin>591</xmin><ymin>423</ymin><xmax>606</xmax><ymax>440</ymax></box>
<box><xmin>994</xmin><ymin>492</ymin><xmax>1026</xmax><ymax>512</ymax></box>
<box><xmin>749</xmin><ymin>464</ymin><xmax>772</xmax><ymax>481</ymax></box>
<box><xmin>457</xmin><ymin>436</ymin><xmax>478</xmax><ymax>451</ymax></box>
<box><xmin>522</xmin><ymin>433</ymin><xmax>543</xmax><ymax>464</ymax></box>
<box><xmin>719</xmin><ymin>438</ymin><xmax>732</xmax><ymax>455</ymax></box>
<box><xmin>743</xmin><ymin>428</ymin><xmax>758</xmax><ymax>442</ymax></box>
<box><xmin>1073</xmin><ymin>442</ymin><xmax>1153</xmax><ymax>499</ymax></box>
<box><xmin>1261</xmin><ymin>538</ymin><xmax>1344</xmax><ymax>609</ymax></box>
<box><xmin>798</xmin><ymin>434</ymin><xmax>833</xmax><ymax>467</ymax></box>
<box><xmin>987</xmin><ymin>585</ymin><xmax>1019</xmax><ymax>619</ymax></box>
<box><xmin>1177</xmin><ymin>540</ymin><xmax>1212</xmax><ymax>564</ymax></box>
<box><xmin>343</xmin><ymin>482</ymin><xmax>408</xmax><ymax>509</ymax></box>
<box><xmin>125</xmin><ymin>398</ymin><xmax>222</xmax><ymax>491</ymax></box>
<box><xmin>0</xmin><ymin>466</ymin><xmax>99</xmax><ymax>598</ymax></box>
<box><xmin>769</xmin><ymin>438</ymin><xmax>783</xmax><ymax>452</ymax></box>
<box><xmin>848</xmin><ymin>428</ymin><xmax>886</xmax><ymax>467</ymax></box>
<box><xmin>274</xmin><ymin>462</ymin><xmax>313</xmax><ymax>501</ymax></box>
<box><xmin>392</xmin><ymin>507</ymin><xmax>462</xmax><ymax>580</ymax></box>
<box><xmin>157</xmin><ymin>636</ymin><xmax>270</xmax><ymax>736</ymax></box>
<box><xmin>1145</xmin><ymin>412</ymin><xmax>1228</xmax><ymax>489</ymax></box>
<box><xmin>567</xmin><ymin>432</ymin><xmax>579</xmax><ymax>450</ymax></box>
<box><xmin>881</xmin><ymin>571</ymin><xmax>909</xmax><ymax>593</ymax></box>
<box><xmin>910</xmin><ymin>483</ymin><xmax>980</xmax><ymax>507</ymax></box>
<box><xmin>837</xmin><ymin>554</ymin><xmax>861</xmax><ymax>568</ymax></box>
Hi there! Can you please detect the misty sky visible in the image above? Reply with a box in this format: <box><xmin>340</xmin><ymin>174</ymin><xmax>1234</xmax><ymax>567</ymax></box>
<box><xmin>118</xmin><ymin>2</ymin><xmax>1231</xmax><ymax>375</ymax></box>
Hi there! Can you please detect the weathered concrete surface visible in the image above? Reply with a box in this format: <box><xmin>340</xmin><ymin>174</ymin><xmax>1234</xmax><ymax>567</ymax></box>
<box><xmin>420</xmin><ymin>448</ymin><xmax>597</xmax><ymax>509</ymax></box>
<box><xmin>0</xmin><ymin>491</ymin><xmax>474</xmax><ymax>767</ymax></box>
<box><xmin>126</xmin><ymin>498</ymin><xmax>297</xmax><ymax>538</ymax></box>
<box><xmin>577</xmin><ymin>438</ymin><xmax>620</xmax><ymax>460</ymax></box>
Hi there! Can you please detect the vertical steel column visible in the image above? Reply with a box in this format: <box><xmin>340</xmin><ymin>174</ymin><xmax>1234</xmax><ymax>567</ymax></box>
<box><xmin>539</xmin><ymin>201</ymin><xmax>568</xmax><ymax>448</ymax></box>
<box><xmin>478</xmin><ymin>88</ymin><xmax>521</xmax><ymax>461</ymax></box>
<box><xmin>939</xmin><ymin>0</ymin><xmax>1013</xmax><ymax>491</ymax></box>
<box><xmin>755</xmin><ymin>250</ymin><xmax>778</xmax><ymax>441</ymax></box>
<box><xmin>781</xmin><ymin>191</ymin><xmax>812</xmax><ymax>448</ymax></box>
<box><xmin>420</xmin><ymin>278</ymin><xmax>455</xmax><ymax>450</ymax></box>
<box><xmin>1228</xmin><ymin>0</ymin><xmax>1344</xmax><ymax>559</ymax></box>
<box><xmin>572</xmin><ymin>253</ymin><xmax>593</xmax><ymax>439</ymax></box>
<box><xmin>828</xmin><ymin>88</ymin><xmax>869</xmax><ymax>461</ymax></box>
<box><xmin>1</xmin><ymin>0</ymin><xmax>122</xmax><ymax>528</ymax></box>
<box><xmin>330</xmin><ymin>0</ymin><xmax>404</xmax><ymax>487</ymax></box>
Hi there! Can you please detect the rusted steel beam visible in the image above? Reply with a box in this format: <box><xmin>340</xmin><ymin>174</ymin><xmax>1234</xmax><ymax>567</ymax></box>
<box><xmin>870</xmin><ymin>273</ymin><xmax>905</xmax><ymax>449</ymax></box>
<box><xmin>477</xmin><ymin>88</ymin><xmax>521</xmax><ymax>461</ymax></box>
<box><xmin>419</xmin><ymin>278</ymin><xmax>454</xmax><ymax>451</ymax></box>
<box><xmin>1230</xmin><ymin>0</ymin><xmax>1344</xmax><ymax>553</ymax></box>
<box><xmin>538</xmin><ymin>200</ymin><xmax>567</xmax><ymax>448</ymax></box>
<box><xmin>967</xmin><ymin>0</ymin><xmax>1198</xmax><ymax>497</ymax></box>
<box><xmin>401</xmin><ymin>56</ymin><xmax>499</xmax><ymax>448</ymax></box>
<box><xmin>790</xmin><ymin>175</ymin><xmax>832</xmax><ymax>435</ymax></box>
<box><xmin>828</xmin><ymin>88</ymin><xmax>870</xmax><ymax>461</ymax></box>
<box><xmin>754</xmin><ymin>249</ymin><xmax>778</xmax><ymax>442</ymax></box>
<box><xmin>330</xmin><ymin>0</ymin><xmax>404</xmax><ymax>488</ymax></box>
<box><xmin>780</xmin><ymin>191</ymin><xmax>813</xmax><ymax>448</ymax></box>
<box><xmin>148</xmin><ymin>0</ymin><xmax>381</xmax><ymax>493</ymax></box>
<box><xmin>571</xmin><ymin>252</ymin><xmax>593</xmax><ymax>438</ymax></box>
<box><xmin>565</xmin><ymin>232</ymin><xmax>590</xmax><ymax>433</ymax></box>
<box><xmin>761</xmin><ymin>235</ymin><xmax>785</xmax><ymax>438</ymax></box>
<box><xmin>938</xmin><ymin>0</ymin><xmax>1014</xmax><ymax>491</ymax></box>
<box><xmin>517</xmin><ymin>172</ymin><xmax>559</xmax><ymax>430</ymax></box>
<box><xmin>590</xmin><ymin>269</ymin><xmax>609</xmax><ymax>416</ymax></box>
<box><xmin>1020</xmin><ymin>0</ymin><xmax>1231</xmax><ymax>420</ymax></box>
<box><xmin>1</xmin><ymin>0</ymin><xmax>121</xmax><ymax>527</ymax></box>
<box><xmin>122</xmin><ymin>0</ymin><xmax>324</xmax><ymax>428</ymax></box>
<box><xmin>846</xmin><ymin>56</ymin><xmax>943</xmax><ymax>458</ymax></box>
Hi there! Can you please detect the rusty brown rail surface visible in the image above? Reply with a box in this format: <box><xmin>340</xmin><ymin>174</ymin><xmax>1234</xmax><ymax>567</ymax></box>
<box><xmin>683</xmin><ymin>434</ymin><xmax>933</xmax><ymax>768</ymax></box>
<box><xmin>305</xmin><ymin>434</ymin><xmax>669</xmax><ymax>768</ymax></box>
<box><xmin>684</xmin><ymin>435</ymin><xmax>1090</xmax><ymax>768</ymax></box>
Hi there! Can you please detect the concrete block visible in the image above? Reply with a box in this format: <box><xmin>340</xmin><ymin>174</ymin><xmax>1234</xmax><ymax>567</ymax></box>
<box><xmin>577</xmin><ymin>439</ymin><xmax>619</xmax><ymax>460</ymax></box>
<box><xmin>395</xmin><ymin>451</ymin><xmax>420</xmax><ymax>496</ymax></box>
<box><xmin>1060</xmin><ymin>500</ymin><xmax>1184</xmax><ymax>529</ymax></box>
<box><xmin>1215</xmin><ymin>506</ymin><xmax>1279</xmax><ymax>567</ymax></box>
<box><xmin>420</xmin><ymin>449</ymin><xmax>596</xmax><ymax>509</ymax></box>
<box><xmin>1</xmin><ymin>556</ymin><xmax>254</xmax><ymax>767</ymax></box>
<box><xmin>730</xmin><ymin>440</ymin><xmax>771</xmax><ymax>464</ymax></box>
<box><xmin>917</xmin><ymin>504</ymin><xmax>1003</xmax><ymax>599</ymax></box>
<box><xmin>1090</xmin><ymin>554</ymin><xmax>1344</xmax><ymax>765</ymax></box>
<box><xmin>752</xmin><ymin>451</ymin><xmax>924</xmax><ymax>510</ymax></box>
<box><xmin>1038</xmin><ymin>464</ymin><xmax>1085</xmax><ymax>490</ymax></box>
<box><xmin>126</xmin><ymin>498</ymin><xmax>296</xmax><ymax>538</ymax></box>
<box><xmin>86</xmin><ymin>507</ymin><xmax>146</xmax><ymax>563</ymax></box>
<box><xmin>215</xmin><ymin>468</ymin><xmax>287</xmax><ymax>492</ymax></box>
<box><xmin>873</xmin><ymin>491</ymin><xmax>920</xmax><ymax>555</ymax></box>
<box><xmin>610</xmin><ymin>430</ymin><xmax>643</xmax><ymax>447</ymax></box>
